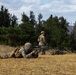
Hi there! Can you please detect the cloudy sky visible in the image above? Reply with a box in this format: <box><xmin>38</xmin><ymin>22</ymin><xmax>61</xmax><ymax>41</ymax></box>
<box><xmin>0</xmin><ymin>0</ymin><xmax>76</xmax><ymax>25</ymax></box>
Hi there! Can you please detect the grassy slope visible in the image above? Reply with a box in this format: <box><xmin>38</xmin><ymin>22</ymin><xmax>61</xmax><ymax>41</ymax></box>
<box><xmin>0</xmin><ymin>45</ymin><xmax>76</xmax><ymax>75</ymax></box>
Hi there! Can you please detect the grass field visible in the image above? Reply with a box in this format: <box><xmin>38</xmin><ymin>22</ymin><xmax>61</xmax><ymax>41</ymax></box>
<box><xmin>0</xmin><ymin>45</ymin><xmax>76</xmax><ymax>75</ymax></box>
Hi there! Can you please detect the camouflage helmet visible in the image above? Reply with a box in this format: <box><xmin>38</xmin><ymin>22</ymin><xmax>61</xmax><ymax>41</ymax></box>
<box><xmin>24</xmin><ymin>42</ymin><xmax>32</xmax><ymax>50</ymax></box>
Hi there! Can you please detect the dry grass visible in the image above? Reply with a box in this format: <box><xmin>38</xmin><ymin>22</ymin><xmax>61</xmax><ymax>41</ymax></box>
<box><xmin>0</xmin><ymin>45</ymin><xmax>76</xmax><ymax>75</ymax></box>
<box><xmin>0</xmin><ymin>45</ymin><xmax>15</xmax><ymax>55</ymax></box>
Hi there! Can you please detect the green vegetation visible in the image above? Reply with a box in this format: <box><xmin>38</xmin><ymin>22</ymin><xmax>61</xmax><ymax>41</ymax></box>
<box><xmin>0</xmin><ymin>5</ymin><xmax>76</xmax><ymax>51</ymax></box>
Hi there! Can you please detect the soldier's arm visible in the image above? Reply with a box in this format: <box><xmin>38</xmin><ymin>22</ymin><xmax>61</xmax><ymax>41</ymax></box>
<box><xmin>21</xmin><ymin>50</ymin><xmax>36</xmax><ymax>58</ymax></box>
<box><xmin>43</xmin><ymin>36</ymin><xmax>46</xmax><ymax>44</ymax></box>
<box><xmin>19</xmin><ymin>47</ymin><xmax>27</xmax><ymax>58</ymax></box>
<box><xmin>9</xmin><ymin>51</ymin><xmax>15</xmax><ymax>58</ymax></box>
<box><xmin>19</xmin><ymin>47</ymin><xmax>35</xmax><ymax>58</ymax></box>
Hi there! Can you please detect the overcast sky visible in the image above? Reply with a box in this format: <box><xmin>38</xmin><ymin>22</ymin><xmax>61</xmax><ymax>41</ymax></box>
<box><xmin>0</xmin><ymin>0</ymin><xmax>76</xmax><ymax>25</ymax></box>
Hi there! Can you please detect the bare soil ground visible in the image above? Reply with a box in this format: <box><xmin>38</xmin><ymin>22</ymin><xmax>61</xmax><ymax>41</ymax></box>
<box><xmin>0</xmin><ymin>45</ymin><xmax>76</xmax><ymax>75</ymax></box>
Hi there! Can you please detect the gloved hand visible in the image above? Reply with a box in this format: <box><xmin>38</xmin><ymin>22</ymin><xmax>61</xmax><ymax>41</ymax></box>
<box><xmin>31</xmin><ymin>50</ymin><xmax>36</xmax><ymax>54</ymax></box>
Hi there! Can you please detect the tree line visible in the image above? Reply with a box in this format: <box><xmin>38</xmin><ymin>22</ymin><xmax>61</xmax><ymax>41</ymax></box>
<box><xmin>0</xmin><ymin>5</ymin><xmax>76</xmax><ymax>51</ymax></box>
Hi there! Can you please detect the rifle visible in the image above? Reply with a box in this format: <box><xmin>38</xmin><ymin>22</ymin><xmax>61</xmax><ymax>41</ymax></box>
<box><xmin>33</xmin><ymin>46</ymin><xmax>48</xmax><ymax>53</ymax></box>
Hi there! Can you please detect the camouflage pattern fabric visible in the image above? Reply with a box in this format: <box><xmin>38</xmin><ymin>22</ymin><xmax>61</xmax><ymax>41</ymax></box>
<box><xmin>0</xmin><ymin>54</ymin><xmax>10</xmax><ymax>59</ymax></box>
<box><xmin>37</xmin><ymin>31</ymin><xmax>47</xmax><ymax>55</ymax></box>
<box><xmin>0</xmin><ymin>42</ymin><xmax>38</xmax><ymax>59</ymax></box>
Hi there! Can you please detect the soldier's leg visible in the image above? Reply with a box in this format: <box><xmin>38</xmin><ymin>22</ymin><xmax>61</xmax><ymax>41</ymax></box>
<box><xmin>9</xmin><ymin>47</ymin><xmax>21</xmax><ymax>58</ymax></box>
<box><xmin>38</xmin><ymin>45</ymin><xmax>42</xmax><ymax>53</ymax></box>
<box><xmin>0</xmin><ymin>48</ymin><xmax>21</xmax><ymax>59</ymax></box>
<box><xmin>41</xmin><ymin>46</ymin><xmax>45</xmax><ymax>55</ymax></box>
<box><xmin>0</xmin><ymin>53</ymin><xmax>10</xmax><ymax>59</ymax></box>
<box><xmin>41</xmin><ymin>49</ymin><xmax>45</xmax><ymax>55</ymax></box>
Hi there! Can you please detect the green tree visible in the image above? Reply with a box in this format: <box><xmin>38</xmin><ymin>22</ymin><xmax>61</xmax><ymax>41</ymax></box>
<box><xmin>0</xmin><ymin>26</ymin><xmax>8</xmax><ymax>44</ymax></box>
<box><xmin>73</xmin><ymin>21</ymin><xmax>76</xmax><ymax>40</ymax></box>
<box><xmin>30</xmin><ymin>11</ymin><xmax>36</xmax><ymax>25</ymax></box>
<box><xmin>0</xmin><ymin>5</ymin><xmax>10</xmax><ymax>27</ymax></box>
<box><xmin>0</xmin><ymin>5</ymin><xmax>18</xmax><ymax>27</ymax></box>
<box><xmin>7</xmin><ymin>26</ymin><xmax>22</xmax><ymax>46</ymax></box>
<box><xmin>44</xmin><ymin>15</ymin><xmax>69</xmax><ymax>49</ymax></box>
<box><xmin>11</xmin><ymin>14</ymin><xmax>18</xmax><ymax>27</ymax></box>
<box><xmin>20</xmin><ymin>12</ymin><xmax>36</xmax><ymax>44</ymax></box>
<box><xmin>38</xmin><ymin>13</ymin><xmax>43</xmax><ymax>25</ymax></box>
<box><xmin>35</xmin><ymin>13</ymin><xmax>44</xmax><ymax>35</ymax></box>
<box><xmin>71</xmin><ymin>21</ymin><xmax>76</xmax><ymax>49</ymax></box>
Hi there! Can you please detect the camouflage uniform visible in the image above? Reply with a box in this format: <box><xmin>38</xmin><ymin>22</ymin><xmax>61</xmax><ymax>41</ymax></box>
<box><xmin>19</xmin><ymin>42</ymin><xmax>38</xmax><ymax>58</ymax></box>
<box><xmin>0</xmin><ymin>42</ymin><xmax>38</xmax><ymax>59</ymax></box>
<box><xmin>37</xmin><ymin>31</ymin><xmax>46</xmax><ymax>55</ymax></box>
<box><xmin>0</xmin><ymin>54</ymin><xmax>10</xmax><ymax>59</ymax></box>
